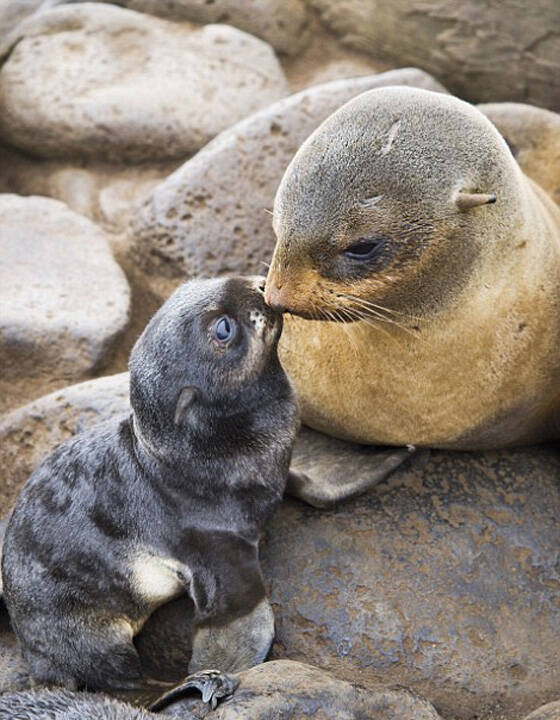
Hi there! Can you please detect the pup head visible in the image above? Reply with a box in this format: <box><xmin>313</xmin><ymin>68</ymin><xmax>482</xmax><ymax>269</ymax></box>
<box><xmin>129</xmin><ymin>277</ymin><xmax>286</xmax><ymax>454</ymax></box>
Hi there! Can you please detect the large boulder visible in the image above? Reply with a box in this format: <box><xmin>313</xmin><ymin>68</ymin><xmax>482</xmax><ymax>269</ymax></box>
<box><xmin>479</xmin><ymin>103</ymin><xmax>560</xmax><ymax>206</ymax></box>
<box><xmin>130</xmin><ymin>68</ymin><xmax>447</xmax><ymax>298</ymax></box>
<box><xmin>264</xmin><ymin>435</ymin><xmax>560</xmax><ymax>720</ymax></box>
<box><xmin>0</xmin><ymin>196</ymin><xmax>130</xmax><ymax>414</ymax></box>
<box><xmin>306</xmin><ymin>0</ymin><xmax>560</xmax><ymax>111</ymax></box>
<box><xmin>0</xmin><ymin>4</ymin><xmax>288</xmax><ymax>163</ymax></box>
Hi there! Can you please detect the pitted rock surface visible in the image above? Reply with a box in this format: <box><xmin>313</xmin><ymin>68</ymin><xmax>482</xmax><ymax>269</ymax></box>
<box><xmin>130</xmin><ymin>68</ymin><xmax>447</xmax><ymax>296</ymax></box>
<box><xmin>0</xmin><ymin>4</ymin><xmax>288</xmax><ymax>162</ymax></box>
<box><xmin>0</xmin><ymin>196</ymin><xmax>129</xmax><ymax>412</ymax></box>
<box><xmin>479</xmin><ymin>103</ymin><xmax>560</xmax><ymax>206</ymax></box>
<box><xmin>306</xmin><ymin>0</ymin><xmax>560</xmax><ymax>111</ymax></box>
<box><xmin>263</xmin><ymin>432</ymin><xmax>560</xmax><ymax>720</ymax></box>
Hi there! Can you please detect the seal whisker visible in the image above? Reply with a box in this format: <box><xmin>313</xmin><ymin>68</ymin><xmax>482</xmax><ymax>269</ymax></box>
<box><xmin>338</xmin><ymin>292</ymin><xmax>422</xmax><ymax>322</ymax></box>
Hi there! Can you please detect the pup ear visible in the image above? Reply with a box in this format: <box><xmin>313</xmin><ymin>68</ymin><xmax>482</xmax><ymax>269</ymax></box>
<box><xmin>455</xmin><ymin>191</ymin><xmax>497</xmax><ymax>210</ymax></box>
<box><xmin>174</xmin><ymin>386</ymin><xmax>199</xmax><ymax>426</ymax></box>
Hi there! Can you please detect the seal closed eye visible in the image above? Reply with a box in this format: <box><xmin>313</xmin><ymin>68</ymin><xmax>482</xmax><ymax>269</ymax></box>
<box><xmin>1</xmin><ymin>276</ymin><xmax>298</xmax><ymax>696</ymax></box>
<box><xmin>266</xmin><ymin>86</ymin><xmax>560</xmax><ymax>452</ymax></box>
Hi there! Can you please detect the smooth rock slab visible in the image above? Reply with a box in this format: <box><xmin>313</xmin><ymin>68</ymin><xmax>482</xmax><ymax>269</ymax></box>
<box><xmin>0</xmin><ymin>4</ymin><xmax>288</xmax><ymax>162</ymax></box>
<box><xmin>0</xmin><ymin>196</ymin><xmax>130</xmax><ymax>401</ymax></box>
<box><xmin>130</xmin><ymin>68</ymin><xmax>447</xmax><ymax>295</ymax></box>
<box><xmin>479</xmin><ymin>103</ymin><xmax>560</xmax><ymax>206</ymax></box>
<box><xmin>306</xmin><ymin>0</ymin><xmax>560</xmax><ymax>111</ymax></box>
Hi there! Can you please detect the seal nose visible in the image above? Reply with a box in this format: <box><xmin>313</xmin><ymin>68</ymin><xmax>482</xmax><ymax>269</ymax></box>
<box><xmin>264</xmin><ymin>283</ymin><xmax>287</xmax><ymax>314</ymax></box>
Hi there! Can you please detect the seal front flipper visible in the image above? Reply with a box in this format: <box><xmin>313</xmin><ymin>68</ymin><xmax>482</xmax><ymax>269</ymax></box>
<box><xmin>287</xmin><ymin>427</ymin><xmax>415</xmax><ymax>509</ymax></box>
<box><xmin>149</xmin><ymin>669</ymin><xmax>239</xmax><ymax>712</ymax></box>
<box><xmin>189</xmin><ymin>598</ymin><xmax>275</xmax><ymax>674</ymax></box>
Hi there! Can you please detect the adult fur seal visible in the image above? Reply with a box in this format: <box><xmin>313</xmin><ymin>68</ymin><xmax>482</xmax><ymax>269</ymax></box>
<box><xmin>266</xmin><ymin>87</ymin><xmax>560</xmax><ymax>460</ymax></box>
<box><xmin>2</xmin><ymin>277</ymin><xmax>298</xmax><ymax>699</ymax></box>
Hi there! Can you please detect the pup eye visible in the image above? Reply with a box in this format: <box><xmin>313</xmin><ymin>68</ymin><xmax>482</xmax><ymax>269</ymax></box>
<box><xmin>343</xmin><ymin>238</ymin><xmax>385</xmax><ymax>260</ymax></box>
<box><xmin>213</xmin><ymin>316</ymin><xmax>236</xmax><ymax>343</ymax></box>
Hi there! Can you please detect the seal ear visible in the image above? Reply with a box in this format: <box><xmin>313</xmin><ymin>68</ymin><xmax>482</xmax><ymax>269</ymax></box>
<box><xmin>174</xmin><ymin>386</ymin><xmax>199</xmax><ymax>426</ymax></box>
<box><xmin>455</xmin><ymin>192</ymin><xmax>497</xmax><ymax>210</ymax></box>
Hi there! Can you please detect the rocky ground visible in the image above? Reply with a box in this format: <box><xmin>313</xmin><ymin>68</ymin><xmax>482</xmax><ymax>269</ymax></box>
<box><xmin>0</xmin><ymin>1</ymin><xmax>559</xmax><ymax>719</ymax></box>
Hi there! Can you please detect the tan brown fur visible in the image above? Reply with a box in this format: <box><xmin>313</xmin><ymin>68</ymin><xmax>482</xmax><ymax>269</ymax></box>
<box><xmin>266</xmin><ymin>88</ymin><xmax>560</xmax><ymax>449</ymax></box>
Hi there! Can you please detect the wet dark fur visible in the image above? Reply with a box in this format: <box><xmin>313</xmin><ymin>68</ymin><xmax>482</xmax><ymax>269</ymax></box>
<box><xmin>1</xmin><ymin>277</ymin><xmax>298</xmax><ymax>691</ymax></box>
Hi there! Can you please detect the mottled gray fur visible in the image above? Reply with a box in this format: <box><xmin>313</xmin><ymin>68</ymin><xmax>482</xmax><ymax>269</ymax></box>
<box><xmin>1</xmin><ymin>277</ymin><xmax>298</xmax><ymax>691</ymax></box>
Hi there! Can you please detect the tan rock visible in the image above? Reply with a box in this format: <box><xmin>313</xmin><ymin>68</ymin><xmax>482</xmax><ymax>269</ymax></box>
<box><xmin>306</xmin><ymin>0</ymin><xmax>560</xmax><ymax>111</ymax></box>
<box><xmin>0</xmin><ymin>197</ymin><xmax>130</xmax><ymax>414</ymax></box>
<box><xmin>479</xmin><ymin>102</ymin><xmax>560</xmax><ymax>206</ymax></box>
<box><xmin>0</xmin><ymin>4</ymin><xmax>288</xmax><ymax>162</ymax></box>
<box><xmin>130</xmin><ymin>68</ymin><xmax>447</xmax><ymax>299</ymax></box>
<box><xmin>524</xmin><ymin>702</ymin><xmax>560</xmax><ymax>720</ymax></box>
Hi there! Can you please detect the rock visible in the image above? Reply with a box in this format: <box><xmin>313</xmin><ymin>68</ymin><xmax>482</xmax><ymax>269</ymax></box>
<box><xmin>0</xmin><ymin>145</ymin><xmax>179</xmax><ymax>234</ymax></box>
<box><xmin>163</xmin><ymin>660</ymin><xmax>442</xmax><ymax>719</ymax></box>
<box><xmin>524</xmin><ymin>702</ymin><xmax>560</xmax><ymax>720</ymax></box>
<box><xmin>0</xmin><ymin>372</ymin><xmax>130</xmax><ymax>512</ymax></box>
<box><xmin>0</xmin><ymin>4</ymin><xmax>288</xmax><ymax>162</ymax></box>
<box><xmin>130</xmin><ymin>68</ymin><xmax>447</xmax><ymax>298</ymax></box>
<box><xmin>479</xmin><ymin>103</ymin><xmax>560</xmax><ymax>205</ymax></box>
<box><xmin>263</xmin><ymin>430</ymin><xmax>560</xmax><ymax>720</ymax></box>
<box><xmin>78</xmin><ymin>0</ymin><xmax>310</xmax><ymax>56</ymax></box>
<box><xmin>306</xmin><ymin>0</ymin><xmax>560</xmax><ymax>111</ymax></box>
<box><xmin>0</xmin><ymin>196</ymin><xmax>130</xmax><ymax>413</ymax></box>
<box><xmin>0</xmin><ymin>0</ymin><xmax>42</xmax><ymax>42</ymax></box>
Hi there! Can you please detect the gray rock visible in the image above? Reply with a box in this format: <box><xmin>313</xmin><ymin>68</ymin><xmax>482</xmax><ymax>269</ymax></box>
<box><xmin>306</xmin><ymin>0</ymin><xmax>560</xmax><ymax>111</ymax></box>
<box><xmin>0</xmin><ymin>372</ymin><xmax>130</xmax><ymax>512</ymax></box>
<box><xmin>0</xmin><ymin>196</ymin><xmax>130</xmax><ymax>412</ymax></box>
<box><xmin>130</xmin><ymin>68</ymin><xmax>447</xmax><ymax>297</ymax></box>
<box><xmin>479</xmin><ymin>102</ymin><xmax>560</xmax><ymax>206</ymax></box>
<box><xmin>0</xmin><ymin>4</ymin><xmax>288</xmax><ymax>162</ymax></box>
<box><xmin>263</xmin><ymin>430</ymin><xmax>560</xmax><ymax>720</ymax></box>
<box><xmin>77</xmin><ymin>0</ymin><xmax>310</xmax><ymax>56</ymax></box>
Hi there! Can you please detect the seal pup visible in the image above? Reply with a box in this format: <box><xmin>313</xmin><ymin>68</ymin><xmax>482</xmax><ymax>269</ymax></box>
<box><xmin>2</xmin><ymin>277</ymin><xmax>298</xmax><ymax>701</ymax></box>
<box><xmin>265</xmin><ymin>87</ymin><xmax>560</xmax><ymax>486</ymax></box>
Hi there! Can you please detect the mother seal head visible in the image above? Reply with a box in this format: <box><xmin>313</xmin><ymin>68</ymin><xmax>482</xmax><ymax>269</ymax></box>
<box><xmin>266</xmin><ymin>87</ymin><xmax>560</xmax><ymax>453</ymax></box>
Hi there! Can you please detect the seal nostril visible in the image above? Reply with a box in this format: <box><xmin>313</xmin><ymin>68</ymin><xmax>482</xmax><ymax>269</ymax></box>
<box><xmin>257</xmin><ymin>281</ymin><xmax>265</xmax><ymax>293</ymax></box>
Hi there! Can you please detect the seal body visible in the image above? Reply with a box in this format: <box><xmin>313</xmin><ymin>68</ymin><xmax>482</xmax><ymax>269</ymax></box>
<box><xmin>2</xmin><ymin>277</ymin><xmax>298</xmax><ymax>690</ymax></box>
<box><xmin>266</xmin><ymin>87</ymin><xmax>560</xmax><ymax>450</ymax></box>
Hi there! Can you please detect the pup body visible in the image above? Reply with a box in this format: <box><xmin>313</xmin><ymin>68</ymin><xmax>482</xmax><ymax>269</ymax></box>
<box><xmin>2</xmin><ymin>278</ymin><xmax>297</xmax><ymax>690</ymax></box>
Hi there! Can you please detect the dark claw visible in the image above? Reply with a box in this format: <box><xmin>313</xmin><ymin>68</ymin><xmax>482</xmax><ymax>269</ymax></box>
<box><xmin>148</xmin><ymin>669</ymin><xmax>239</xmax><ymax>712</ymax></box>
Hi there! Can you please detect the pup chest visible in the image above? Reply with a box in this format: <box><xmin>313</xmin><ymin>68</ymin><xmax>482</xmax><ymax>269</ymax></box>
<box><xmin>130</xmin><ymin>553</ymin><xmax>188</xmax><ymax>606</ymax></box>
